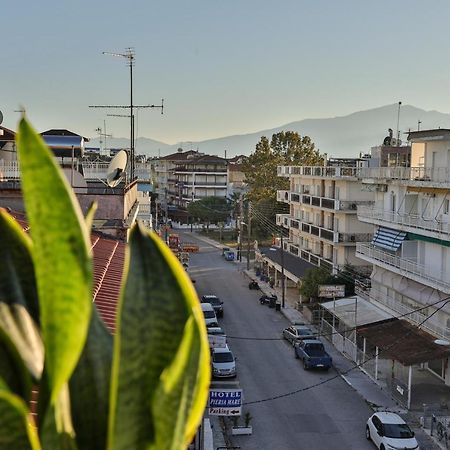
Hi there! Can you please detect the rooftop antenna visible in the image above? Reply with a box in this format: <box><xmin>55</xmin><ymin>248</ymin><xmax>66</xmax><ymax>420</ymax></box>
<box><xmin>396</xmin><ymin>101</ymin><xmax>402</xmax><ymax>145</ymax></box>
<box><xmin>418</xmin><ymin>120</ymin><xmax>422</xmax><ymax>131</ymax></box>
<box><xmin>96</xmin><ymin>122</ymin><xmax>112</xmax><ymax>156</ymax></box>
<box><xmin>89</xmin><ymin>47</ymin><xmax>164</xmax><ymax>180</ymax></box>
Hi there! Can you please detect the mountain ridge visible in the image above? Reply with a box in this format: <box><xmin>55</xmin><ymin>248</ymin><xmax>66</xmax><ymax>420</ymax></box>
<box><xmin>89</xmin><ymin>104</ymin><xmax>450</xmax><ymax>158</ymax></box>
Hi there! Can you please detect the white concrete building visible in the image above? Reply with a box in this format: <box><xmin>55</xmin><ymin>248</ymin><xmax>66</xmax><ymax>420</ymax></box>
<box><xmin>277</xmin><ymin>159</ymin><xmax>374</xmax><ymax>274</ymax></box>
<box><xmin>356</xmin><ymin>129</ymin><xmax>450</xmax><ymax>383</ymax></box>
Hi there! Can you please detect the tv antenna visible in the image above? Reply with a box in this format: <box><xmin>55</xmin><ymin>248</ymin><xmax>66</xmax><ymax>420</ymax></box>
<box><xmin>96</xmin><ymin>120</ymin><xmax>112</xmax><ymax>155</ymax></box>
<box><xmin>89</xmin><ymin>48</ymin><xmax>163</xmax><ymax>181</ymax></box>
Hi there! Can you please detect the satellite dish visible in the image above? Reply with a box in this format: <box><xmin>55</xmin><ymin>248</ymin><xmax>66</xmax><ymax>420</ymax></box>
<box><xmin>0</xmin><ymin>110</ymin><xmax>3</xmax><ymax>125</ymax></box>
<box><xmin>107</xmin><ymin>150</ymin><xmax>128</xmax><ymax>187</ymax></box>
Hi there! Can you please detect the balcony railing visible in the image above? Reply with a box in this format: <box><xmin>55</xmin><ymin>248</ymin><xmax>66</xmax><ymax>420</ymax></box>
<box><xmin>275</xmin><ymin>214</ymin><xmax>290</xmax><ymax>228</ymax></box>
<box><xmin>356</xmin><ymin>243</ymin><xmax>450</xmax><ymax>293</ymax></box>
<box><xmin>359</xmin><ymin>166</ymin><xmax>450</xmax><ymax>186</ymax></box>
<box><xmin>357</xmin><ymin>205</ymin><xmax>450</xmax><ymax>237</ymax></box>
<box><xmin>277</xmin><ymin>190</ymin><xmax>290</xmax><ymax>203</ymax></box>
<box><xmin>279</xmin><ymin>165</ymin><xmax>450</xmax><ymax>187</ymax></box>
<box><xmin>278</xmin><ymin>165</ymin><xmax>359</xmax><ymax>178</ymax></box>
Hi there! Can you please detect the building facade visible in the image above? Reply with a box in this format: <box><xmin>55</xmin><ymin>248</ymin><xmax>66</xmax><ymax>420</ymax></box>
<box><xmin>277</xmin><ymin>158</ymin><xmax>374</xmax><ymax>274</ymax></box>
<box><xmin>356</xmin><ymin>129</ymin><xmax>450</xmax><ymax>384</ymax></box>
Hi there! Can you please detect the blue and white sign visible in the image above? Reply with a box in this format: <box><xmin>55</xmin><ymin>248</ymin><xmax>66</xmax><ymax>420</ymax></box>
<box><xmin>208</xmin><ymin>388</ymin><xmax>243</xmax><ymax>416</ymax></box>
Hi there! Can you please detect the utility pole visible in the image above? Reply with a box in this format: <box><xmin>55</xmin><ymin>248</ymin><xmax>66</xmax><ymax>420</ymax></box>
<box><xmin>280</xmin><ymin>233</ymin><xmax>285</xmax><ymax>308</ymax></box>
<box><xmin>246</xmin><ymin>201</ymin><xmax>252</xmax><ymax>271</ymax></box>
<box><xmin>238</xmin><ymin>194</ymin><xmax>243</xmax><ymax>262</ymax></box>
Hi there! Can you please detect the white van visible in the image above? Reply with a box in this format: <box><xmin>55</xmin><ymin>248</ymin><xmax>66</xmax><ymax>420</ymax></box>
<box><xmin>201</xmin><ymin>303</ymin><xmax>219</xmax><ymax>328</ymax></box>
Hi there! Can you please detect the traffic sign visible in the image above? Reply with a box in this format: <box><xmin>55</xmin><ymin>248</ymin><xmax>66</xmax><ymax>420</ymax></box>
<box><xmin>208</xmin><ymin>388</ymin><xmax>242</xmax><ymax>416</ymax></box>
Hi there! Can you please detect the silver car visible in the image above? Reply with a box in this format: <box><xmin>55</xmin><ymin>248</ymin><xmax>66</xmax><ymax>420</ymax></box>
<box><xmin>282</xmin><ymin>325</ymin><xmax>315</xmax><ymax>345</ymax></box>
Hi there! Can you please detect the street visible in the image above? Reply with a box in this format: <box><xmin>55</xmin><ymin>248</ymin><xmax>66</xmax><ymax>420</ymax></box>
<box><xmin>184</xmin><ymin>231</ymin><xmax>375</xmax><ymax>450</ymax></box>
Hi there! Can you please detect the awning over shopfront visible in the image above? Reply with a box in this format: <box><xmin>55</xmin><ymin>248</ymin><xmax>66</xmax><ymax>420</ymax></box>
<box><xmin>358</xmin><ymin>319</ymin><xmax>450</xmax><ymax>366</ymax></box>
<box><xmin>372</xmin><ymin>226</ymin><xmax>407</xmax><ymax>251</ymax></box>
<box><xmin>321</xmin><ymin>296</ymin><xmax>395</xmax><ymax>328</ymax></box>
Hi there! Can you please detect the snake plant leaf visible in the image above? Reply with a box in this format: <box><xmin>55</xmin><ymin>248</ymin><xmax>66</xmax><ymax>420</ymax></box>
<box><xmin>151</xmin><ymin>315</ymin><xmax>210</xmax><ymax>450</ymax></box>
<box><xmin>0</xmin><ymin>386</ymin><xmax>41</xmax><ymax>450</ymax></box>
<box><xmin>0</xmin><ymin>209</ymin><xmax>39</xmax><ymax>324</ymax></box>
<box><xmin>16</xmin><ymin>118</ymin><xmax>93</xmax><ymax>403</ymax></box>
<box><xmin>39</xmin><ymin>382</ymin><xmax>77</xmax><ymax>450</ymax></box>
<box><xmin>108</xmin><ymin>225</ymin><xmax>210</xmax><ymax>450</ymax></box>
<box><xmin>69</xmin><ymin>306</ymin><xmax>113</xmax><ymax>450</ymax></box>
<box><xmin>0</xmin><ymin>326</ymin><xmax>32</xmax><ymax>402</ymax></box>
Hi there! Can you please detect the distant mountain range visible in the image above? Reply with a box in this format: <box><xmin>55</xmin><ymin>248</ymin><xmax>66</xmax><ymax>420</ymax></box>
<box><xmin>89</xmin><ymin>104</ymin><xmax>450</xmax><ymax>159</ymax></box>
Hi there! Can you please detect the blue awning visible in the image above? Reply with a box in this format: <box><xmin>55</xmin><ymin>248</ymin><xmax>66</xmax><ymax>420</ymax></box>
<box><xmin>372</xmin><ymin>226</ymin><xmax>406</xmax><ymax>251</ymax></box>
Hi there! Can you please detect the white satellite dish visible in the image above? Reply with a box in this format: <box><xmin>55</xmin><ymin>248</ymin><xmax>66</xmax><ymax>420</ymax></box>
<box><xmin>106</xmin><ymin>150</ymin><xmax>128</xmax><ymax>187</ymax></box>
<box><xmin>434</xmin><ymin>339</ymin><xmax>450</xmax><ymax>346</ymax></box>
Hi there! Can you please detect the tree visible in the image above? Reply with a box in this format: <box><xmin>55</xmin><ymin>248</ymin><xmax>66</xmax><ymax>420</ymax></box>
<box><xmin>242</xmin><ymin>131</ymin><xmax>324</xmax><ymax>203</ymax></box>
<box><xmin>299</xmin><ymin>267</ymin><xmax>334</xmax><ymax>302</ymax></box>
<box><xmin>187</xmin><ymin>196</ymin><xmax>231</xmax><ymax>227</ymax></box>
<box><xmin>0</xmin><ymin>118</ymin><xmax>209</xmax><ymax>449</ymax></box>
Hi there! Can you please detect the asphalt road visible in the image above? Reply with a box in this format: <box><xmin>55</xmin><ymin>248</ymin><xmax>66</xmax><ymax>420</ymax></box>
<box><xmin>184</xmin><ymin>231</ymin><xmax>375</xmax><ymax>450</ymax></box>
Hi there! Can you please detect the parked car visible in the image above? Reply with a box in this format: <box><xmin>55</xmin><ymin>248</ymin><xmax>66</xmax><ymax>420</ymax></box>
<box><xmin>283</xmin><ymin>325</ymin><xmax>316</xmax><ymax>345</ymax></box>
<box><xmin>224</xmin><ymin>251</ymin><xmax>235</xmax><ymax>261</ymax></box>
<box><xmin>201</xmin><ymin>295</ymin><xmax>224</xmax><ymax>318</ymax></box>
<box><xmin>294</xmin><ymin>339</ymin><xmax>332</xmax><ymax>370</ymax></box>
<box><xmin>366</xmin><ymin>412</ymin><xmax>419</xmax><ymax>450</ymax></box>
<box><xmin>248</xmin><ymin>280</ymin><xmax>259</xmax><ymax>290</ymax></box>
<box><xmin>201</xmin><ymin>303</ymin><xmax>219</xmax><ymax>328</ymax></box>
<box><xmin>222</xmin><ymin>247</ymin><xmax>231</xmax><ymax>256</ymax></box>
<box><xmin>207</xmin><ymin>327</ymin><xmax>227</xmax><ymax>348</ymax></box>
<box><xmin>211</xmin><ymin>346</ymin><xmax>236</xmax><ymax>378</ymax></box>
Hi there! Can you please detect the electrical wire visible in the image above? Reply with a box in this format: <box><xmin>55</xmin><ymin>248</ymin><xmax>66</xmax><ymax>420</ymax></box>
<box><xmin>242</xmin><ymin>297</ymin><xmax>450</xmax><ymax>406</ymax></box>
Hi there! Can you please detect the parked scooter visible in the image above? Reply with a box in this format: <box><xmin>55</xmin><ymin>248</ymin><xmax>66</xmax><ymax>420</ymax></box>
<box><xmin>248</xmin><ymin>280</ymin><xmax>259</xmax><ymax>290</ymax></box>
<box><xmin>259</xmin><ymin>294</ymin><xmax>277</xmax><ymax>306</ymax></box>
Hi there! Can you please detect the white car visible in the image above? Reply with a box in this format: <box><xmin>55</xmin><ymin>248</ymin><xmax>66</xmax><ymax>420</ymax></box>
<box><xmin>282</xmin><ymin>325</ymin><xmax>315</xmax><ymax>345</ymax></box>
<box><xmin>201</xmin><ymin>303</ymin><xmax>219</xmax><ymax>328</ymax></box>
<box><xmin>211</xmin><ymin>346</ymin><xmax>236</xmax><ymax>378</ymax></box>
<box><xmin>366</xmin><ymin>412</ymin><xmax>419</xmax><ymax>450</ymax></box>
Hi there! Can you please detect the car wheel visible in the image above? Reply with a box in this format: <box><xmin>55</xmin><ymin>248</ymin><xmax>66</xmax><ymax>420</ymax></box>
<box><xmin>365</xmin><ymin>425</ymin><xmax>371</xmax><ymax>441</ymax></box>
<box><xmin>294</xmin><ymin>349</ymin><xmax>299</xmax><ymax>359</ymax></box>
<box><xmin>380</xmin><ymin>445</ymin><xmax>385</xmax><ymax>450</ymax></box>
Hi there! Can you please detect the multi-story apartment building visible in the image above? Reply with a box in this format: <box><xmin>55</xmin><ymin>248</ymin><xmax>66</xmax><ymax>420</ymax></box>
<box><xmin>169</xmin><ymin>154</ymin><xmax>228</xmax><ymax>208</ymax></box>
<box><xmin>356</xmin><ymin>129</ymin><xmax>450</xmax><ymax>382</ymax></box>
<box><xmin>277</xmin><ymin>158</ymin><xmax>374</xmax><ymax>274</ymax></box>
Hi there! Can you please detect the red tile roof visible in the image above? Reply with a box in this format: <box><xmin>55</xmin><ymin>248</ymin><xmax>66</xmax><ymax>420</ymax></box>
<box><xmin>4</xmin><ymin>209</ymin><xmax>125</xmax><ymax>334</ymax></box>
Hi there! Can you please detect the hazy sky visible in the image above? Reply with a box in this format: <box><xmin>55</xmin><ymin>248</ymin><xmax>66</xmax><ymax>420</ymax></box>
<box><xmin>3</xmin><ymin>1</ymin><xmax>450</xmax><ymax>144</ymax></box>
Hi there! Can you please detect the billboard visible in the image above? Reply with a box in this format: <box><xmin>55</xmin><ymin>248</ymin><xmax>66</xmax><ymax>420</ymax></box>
<box><xmin>318</xmin><ymin>284</ymin><xmax>345</xmax><ymax>298</ymax></box>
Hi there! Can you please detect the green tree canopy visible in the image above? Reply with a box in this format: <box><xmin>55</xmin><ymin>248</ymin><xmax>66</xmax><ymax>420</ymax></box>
<box><xmin>187</xmin><ymin>196</ymin><xmax>231</xmax><ymax>224</ymax></box>
<box><xmin>242</xmin><ymin>131</ymin><xmax>324</xmax><ymax>203</ymax></box>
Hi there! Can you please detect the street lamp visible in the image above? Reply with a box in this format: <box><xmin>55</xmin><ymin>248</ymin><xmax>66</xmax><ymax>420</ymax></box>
<box><xmin>269</xmin><ymin>234</ymin><xmax>285</xmax><ymax>309</ymax></box>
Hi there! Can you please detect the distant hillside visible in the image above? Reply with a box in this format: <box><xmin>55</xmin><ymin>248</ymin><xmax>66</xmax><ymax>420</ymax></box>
<box><xmin>89</xmin><ymin>104</ymin><xmax>450</xmax><ymax>159</ymax></box>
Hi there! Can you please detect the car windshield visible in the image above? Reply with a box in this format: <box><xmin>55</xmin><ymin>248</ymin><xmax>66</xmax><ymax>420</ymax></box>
<box><xmin>383</xmin><ymin>423</ymin><xmax>414</xmax><ymax>439</ymax></box>
<box><xmin>297</xmin><ymin>328</ymin><xmax>313</xmax><ymax>335</ymax></box>
<box><xmin>203</xmin><ymin>311</ymin><xmax>216</xmax><ymax>319</ymax></box>
<box><xmin>305</xmin><ymin>344</ymin><xmax>325</xmax><ymax>356</ymax></box>
<box><xmin>207</xmin><ymin>298</ymin><xmax>221</xmax><ymax>305</ymax></box>
<box><xmin>213</xmin><ymin>352</ymin><xmax>234</xmax><ymax>363</ymax></box>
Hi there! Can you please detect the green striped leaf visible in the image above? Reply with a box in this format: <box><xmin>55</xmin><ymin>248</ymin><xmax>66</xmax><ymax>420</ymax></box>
<box><xmin>0</xmin><ymin>386</ymin><xmax>41</xmax><ymax>450</ymax></box>
<box><xmin>108</xmin><ymin>225</ymin><xmax>210</xmax><ymax>450</ymax></box>
<box><xmin>16</xmin><ymin>118</ymin><xmax>93</xmax><ymax>403</ymax></box>
<box><xmin>69</xmin><ymin>306</ymin><xmax>113</xmax><ymax>450</ymax></box>
<box><xmin>0</xmin><ymin>209</ymin><xmax>39</xmax><ymax>324</ymax></box>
